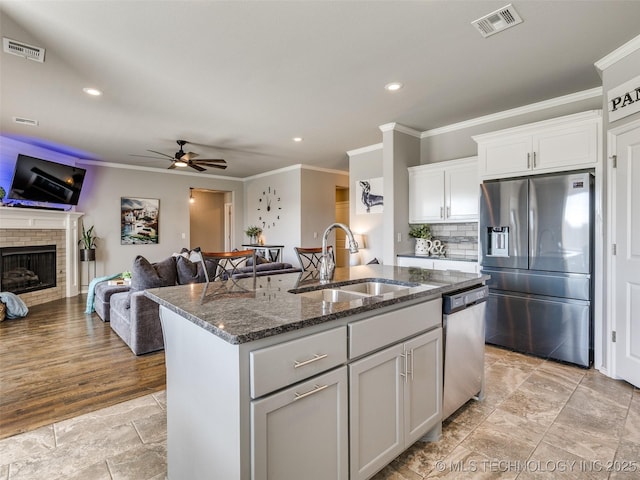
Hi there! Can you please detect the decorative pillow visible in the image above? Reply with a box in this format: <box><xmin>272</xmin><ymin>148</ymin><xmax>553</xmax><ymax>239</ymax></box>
<box><xmin>130</xmin><ymin>255</ymin><xmax>177</xmax><ymax>292</ymax></box>
<box><xmin>176</xmin><ymin>255</ymin><xmax>219</xmax><ymax>284</ymax></box>
<box><xmin>246</xmin><ymin>255</ymin><xmax>270</xmax><ymax>266</ymax></box>
<box><xmin>367</xmin><ymin>258</ymin><xmax>380</xmax><ymax>265</ymax></box>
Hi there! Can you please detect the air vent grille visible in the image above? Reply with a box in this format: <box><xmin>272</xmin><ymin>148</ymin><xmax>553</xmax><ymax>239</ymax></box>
<box><xmin>13</xmin><ymin>117</ymin><xmax>39</xmax><ymax>127</ymax></box>
<box><xmin>471</xmin><ymin>4</ymin><xmax>523</xmax><ymax>38</ymax></box>
<box><xmin>3</xmin><ymin>37</ymin><xmax>45</xmax><ymax>62</ymax></box>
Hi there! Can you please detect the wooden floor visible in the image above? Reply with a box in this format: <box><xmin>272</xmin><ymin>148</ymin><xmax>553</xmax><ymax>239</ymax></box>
<box><xmin>0</xmin><ymin>295</ymin><xmax>166</xmax><ymax>440</ymax></box>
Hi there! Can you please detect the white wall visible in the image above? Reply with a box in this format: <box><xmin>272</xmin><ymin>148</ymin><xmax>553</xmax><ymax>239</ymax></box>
<box><xmin>244</xmin><ymin>165</ymin><xmax>348</xmax><ymax>266</ymax></box>
<box><xmin>382</xmin><ymin>128</ymin><xmax>420</xmax><ymax>264</ymax></box>
<box><xmin>244</xmin><ymin>167</ymin><xmax>301</xmax><ymax>265</ymax></box>
<box><xmin>348</xmin><ymin>147</ymin><xmax>384</xmax><ymax>264</ymax></box>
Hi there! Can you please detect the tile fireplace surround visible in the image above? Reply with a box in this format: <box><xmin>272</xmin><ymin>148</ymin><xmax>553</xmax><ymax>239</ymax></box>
<box><xmin>0</xmin><ymin>207</ymin><xmax>83</xmax><ymax>307</ymax></box>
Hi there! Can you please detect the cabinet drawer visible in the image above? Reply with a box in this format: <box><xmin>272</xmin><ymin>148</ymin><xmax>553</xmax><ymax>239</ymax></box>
<box><xmin>348</xmin><ymin>300</ymin><xmax>442</xmax><ymax>359</ymax></box>
<box><xmin>250</xmin><ymin>327</ymin><xmax>347</xmax><ymax>399</ymax></box>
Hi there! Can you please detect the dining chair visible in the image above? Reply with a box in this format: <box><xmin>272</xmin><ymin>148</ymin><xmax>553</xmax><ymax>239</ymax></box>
<box><xmin>294</xmin><ymin>246</ymin><xmax>333</xmax><ymax>272</ymax></box>
<box><xmin>200</xmin><ymin>249</ymin><xmax>257</xmax><ymax>282</ymax></box>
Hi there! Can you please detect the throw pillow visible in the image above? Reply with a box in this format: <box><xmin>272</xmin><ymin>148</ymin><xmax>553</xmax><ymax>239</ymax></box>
<box><xmin>176</xmin><ymin>255</ymin><xmax>219</xmax><ymax>284</ymax></box>
<box><xmin>130</xmin><ymin>255</ymin><xmax>177</xmax><ymax>292</ymax></box>
<box><xmin>246</xmin><ymin>255</ymin><xmax>269</xmax><ymax>266</ymax></box>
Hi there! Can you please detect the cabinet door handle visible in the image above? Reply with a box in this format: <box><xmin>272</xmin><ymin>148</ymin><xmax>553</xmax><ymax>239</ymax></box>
<box><xmin>527</xmin><ymin>152</ymin><xmax>531</xmax><ymax>169</ymax></box>
<box><xmin>399</xmin><ymin>352</ymin><xmax>408</xmax><ymax>383</ymax></box>
<box><xmin>533</xmin><ymin>151</ymin><xmax>537</xmax><ymax>168</ymax></box>
<box><xmin>440</xmin><ymin>207</ymin><xmax>444</xmax><ymax>219</ymax></box>
<box><xmin>408</xmin><ymin>349</ymin><xmax>414</xmax><ymax>381</ymax></box>
<box><xmin>294</xmin><ymin>384</ymin><xmax>329</xmax><ymax>401</ymax></box>
<box><xmin>294</xmin><ymin>353</ymin><xmax>328</xmax><ymax>369</ymax></box>
<box><xmin>446</xmin><ymin>206</ymin><xmax>450</xmax><ymax>218</ymax></box>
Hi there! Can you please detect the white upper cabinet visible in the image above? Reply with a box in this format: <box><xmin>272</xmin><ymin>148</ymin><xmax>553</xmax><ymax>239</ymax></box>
<box><xmin>408</xmin><ymin>157</ymin><xmax>478</xmax><ymax>223</ymax></box>
<box><xmin>473</xmin><ymin>110</ymin><xmax>601</xmax><ymax>180</ymax></box>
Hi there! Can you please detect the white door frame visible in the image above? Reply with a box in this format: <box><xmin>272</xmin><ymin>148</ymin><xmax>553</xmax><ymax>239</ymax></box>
<box><xmin>607</xmin><ymin>116</ymin><xmax>640</xmax><ymax>382</ymax></box>
<box><xmin>224</xmin><ymin>202</ymin><xmax>233</xmax><ymax>251</ymax></box>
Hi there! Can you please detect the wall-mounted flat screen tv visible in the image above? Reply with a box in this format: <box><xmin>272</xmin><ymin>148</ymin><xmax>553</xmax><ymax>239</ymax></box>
<box><xmin>8</xmin><ymin>154</ymin><xmax>86</xmax><ymax>206</ymax></box>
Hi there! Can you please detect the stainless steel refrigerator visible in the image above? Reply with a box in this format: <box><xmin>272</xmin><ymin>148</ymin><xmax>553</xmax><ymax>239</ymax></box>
<box><xmin>479</xmin><ymin>171</ymin><xmax>594</xmax><ymax>367</ymax></box>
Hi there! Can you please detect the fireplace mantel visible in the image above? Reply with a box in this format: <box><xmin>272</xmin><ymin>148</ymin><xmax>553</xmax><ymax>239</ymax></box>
<box><xmin>0</xmin><ymin>206</ymin><xmax>84</xmax><ymax>298</ymax></box>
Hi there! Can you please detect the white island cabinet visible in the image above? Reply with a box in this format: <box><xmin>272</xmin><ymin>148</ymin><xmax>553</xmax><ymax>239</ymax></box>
<box><xmin>160</xmin><ymin>296</ymin><xmax>443</xmax><ymax>480</ymax></box>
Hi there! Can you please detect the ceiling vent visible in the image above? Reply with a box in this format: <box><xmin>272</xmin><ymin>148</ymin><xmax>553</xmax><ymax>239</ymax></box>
<box><xmin>3</xmin><ymin>37</ymin><xmax>45</xmax><ymax>62</ymax></box>
<box><xmin>471</xmin><ymin>4</ymin><xmax>523</xmax><ymax>38</ymax></box>
<box><xmin>13</xmin><ymin>116</ymin><xmax>39</xmax><ymax>127</ymax></box>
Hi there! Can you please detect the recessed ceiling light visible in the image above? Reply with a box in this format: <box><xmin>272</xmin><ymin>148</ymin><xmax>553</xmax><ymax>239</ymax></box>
<box><xmin>384</xmin><ymin>82</ymin><xmax>403</xmax><ymax>92</ymax></box>
<box><xmin>293</xmin><ymin>137</ymin><xmax>303</xmax><ymax>142</ymax></box>
<box><xmin>82</xmin><ymin>87</ymin><xmax>102</xmax><ymax>96</ymax></box>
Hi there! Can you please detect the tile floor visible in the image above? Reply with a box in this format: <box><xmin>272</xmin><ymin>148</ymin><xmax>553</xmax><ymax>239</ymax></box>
<box><xmin>0</xmin><ymin>346</ymin><xmax>638</xmax><ymax>480</ymax></box>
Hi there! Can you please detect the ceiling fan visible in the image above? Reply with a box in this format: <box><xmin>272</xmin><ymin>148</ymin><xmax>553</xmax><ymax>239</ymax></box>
<box><xmin>133</xmin><ymin>140</ymin><xmax>227</xmax><ymax>171</ymax></box>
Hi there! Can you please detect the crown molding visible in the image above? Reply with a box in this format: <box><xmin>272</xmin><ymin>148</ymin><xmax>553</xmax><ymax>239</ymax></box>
<box><xmin>77</xmin><ymin>159</ymin><xmax>243</xmax><ymax>181</ymax></box>
<box><xmin>421</xmin><ymin>87</ymin><xmax>602</xmax><ymax>138</ymax></box>
<box><xmin>378</xmin><ymin>123</ymin><xmax>421</xmax><ymax>137</ymax></box>
<box><xmin>346</xmin><ymin>143</ymin><xmax>383</xmax><ymax>157</ymax></box>
<box><xmin>595</xmin><ymin>33</ymin><xmax>640</xmax><ymax>72</ymax></box>
<box><xmin>242</xmin><ymin>163</ymin><xmax>347</xmax><ymax>182</ymax></box>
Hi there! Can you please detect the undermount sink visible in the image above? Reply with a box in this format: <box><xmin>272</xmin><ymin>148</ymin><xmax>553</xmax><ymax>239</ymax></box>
<box><xmin>297</xmin><ymin>288</ymin><xmax>368</xmax><ymax>303</ymax></box>
<box><xmin>292</xmin><ymin>279</ymin><xmax>434</xmax><ymax>303</ymax></box>
<box><xmin>339</xmin><ymin>281</ymin><xmax>410</xmax><ymax>296</ymax></box>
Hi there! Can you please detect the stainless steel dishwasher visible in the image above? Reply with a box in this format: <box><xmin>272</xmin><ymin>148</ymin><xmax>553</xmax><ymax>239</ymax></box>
<box><xmin>442</xmin><ymin>285</ymin><xmax>488</xmax><ymax>419</ymax></box>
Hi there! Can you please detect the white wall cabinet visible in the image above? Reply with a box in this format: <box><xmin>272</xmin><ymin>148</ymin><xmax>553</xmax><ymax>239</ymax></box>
<box><xmin>473</xmin><ymin>110</ymin><xmax>601</xmax><ymax>180</ymax></box>
<box><xmin>408</xmin><ymin>157</ymin><xmax>478</xmax><ymax>223</ymax></box>
<box><xmin>349</xmin><ymin>328</ymin><xmax>442</xmax><ymax>480</ymax></box>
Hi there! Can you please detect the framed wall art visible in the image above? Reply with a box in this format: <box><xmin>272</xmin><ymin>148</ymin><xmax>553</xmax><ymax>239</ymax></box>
<box><xmin>356</xmin><ymin>177</ymin><xmax>384</xmax><ymax>214</ymax></box>
<box><xmin>121</xmin><ymin>197</ymin><xmax>159</xmax><ymax>245</ymax></box>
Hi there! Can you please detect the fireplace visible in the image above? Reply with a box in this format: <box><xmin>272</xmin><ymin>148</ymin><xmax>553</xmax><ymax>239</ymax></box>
<box><xmin>1</xmin><ymin>245</ymin><xmax>57</xmax><ymax>295</ymax></box>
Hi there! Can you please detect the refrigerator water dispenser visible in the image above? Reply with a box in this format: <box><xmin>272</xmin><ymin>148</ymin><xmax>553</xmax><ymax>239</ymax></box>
<box><xmin>487</xmin><ymin>227</ymin><xmax>509</xmax><ymax>257</ymax></box>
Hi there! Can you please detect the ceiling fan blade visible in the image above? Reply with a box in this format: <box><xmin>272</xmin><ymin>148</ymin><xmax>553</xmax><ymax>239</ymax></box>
<box><xmin>182</xmin><ymin>152</ymin><xmax>199</xmax><ymax>161</ymax></box>
<box><xmin>189</xmin><ymin>163</ymin><xmax>206</xmax><ymax>172</ymax></box>
<box><xmin>147</xmin><ymin>149</ymin><xmax>175</xmax><ymax>159</ymax></box>
<box><xmin>207</xmin><ymin>164</ymin><xmax>227</xmax><ymax>170</ymax></box>
<box><xmin>194</xmin><ymin>158</ymin><xmax>226</xmax><ymax>164</ymax></box>
<box><xmin>167</xmin><ymin>163</ymin><xmax>177</xmax><ymax>170</ymax></box>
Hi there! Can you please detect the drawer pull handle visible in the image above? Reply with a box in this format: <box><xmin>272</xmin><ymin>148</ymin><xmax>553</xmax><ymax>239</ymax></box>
<box><xmin>294</xmin><ymin>353</ymin><xmax>328</xmax><ymax>369</ymax></box>
<box><xmin>294</xmin><ymin>384</ymin><xmax>328</xmax><ymax>401</ymax></box>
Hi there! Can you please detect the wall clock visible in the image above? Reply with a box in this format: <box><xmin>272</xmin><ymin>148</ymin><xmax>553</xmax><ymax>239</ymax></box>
<box><xmin>257</xmin><ymin>186</ymin><xmax>282</xmax><ymax>229</ymax></box>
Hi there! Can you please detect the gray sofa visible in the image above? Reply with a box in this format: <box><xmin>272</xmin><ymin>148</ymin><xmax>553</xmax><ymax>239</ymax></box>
<box><xmin>106</xmin><ymin>252</ymin><xmax>300</xmax><ymax>355</ymax></box>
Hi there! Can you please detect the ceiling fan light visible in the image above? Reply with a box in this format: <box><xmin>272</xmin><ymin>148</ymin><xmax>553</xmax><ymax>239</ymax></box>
<box><xmin>174</xmin><ymin>160</ymin><xmax>188</xmax><ymax>167</ymax></box>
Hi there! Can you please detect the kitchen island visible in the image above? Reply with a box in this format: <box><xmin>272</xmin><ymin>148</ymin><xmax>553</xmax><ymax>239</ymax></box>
<box><xmin>145</xmin><ymin>264</ymin><xmax>487</xmax><ymax>480</ymax></box>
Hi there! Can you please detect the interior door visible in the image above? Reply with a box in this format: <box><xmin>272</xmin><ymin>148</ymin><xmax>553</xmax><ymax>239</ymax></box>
<box><xmin>613</xmin><ymin>122</ymin><xmax>640</xmax><ymax>388</ymax></box>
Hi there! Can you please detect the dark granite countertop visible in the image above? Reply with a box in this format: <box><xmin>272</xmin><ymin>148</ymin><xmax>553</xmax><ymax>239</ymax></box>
<box><xmin>144</xmin><ymin>264</ymin><xmax>488</xmax><ymax>345</ymax></box>
<box><xmin>397</xmin><ymin>253</ymin><xmax>478</xmax><ymax>262</ymax></box>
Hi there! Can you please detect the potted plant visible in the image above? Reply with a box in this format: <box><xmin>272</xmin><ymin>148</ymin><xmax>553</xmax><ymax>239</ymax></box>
<box><xmin>245</xmin><ymin>225</ymin><xmax>262</xmax><ymax>244</ymax></box>
<box><xmin>0</xmin><ymin>186</ymin><xmax>5</xmax><ymax>206</ymax></box>
<box><xmin>408</xmin><ymin>224</ymin><xmax>432</xmax><ymax>255</ymax></box>
<box><xmin>79</xmin><ymin>221</ymin><xmax>98</xmax><ymax>261</ymax></box>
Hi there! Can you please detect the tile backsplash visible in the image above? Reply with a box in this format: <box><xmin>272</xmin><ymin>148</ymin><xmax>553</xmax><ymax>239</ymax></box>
<box><xmin>430</xmin><ymin>222</ymin><xmax>478</xmax><ymax>260</ymax></box>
